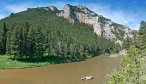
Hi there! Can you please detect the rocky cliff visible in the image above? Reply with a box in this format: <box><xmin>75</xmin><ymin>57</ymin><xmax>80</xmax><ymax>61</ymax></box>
<box><xmin>48</xmin><ymin>4</ymin><xmax>133</xmax><ymax>45</ymax></box>
<box><xmin>39</xmin><ymin>6</ymin><xmax>58</xmax><ymax>11</ymax></box>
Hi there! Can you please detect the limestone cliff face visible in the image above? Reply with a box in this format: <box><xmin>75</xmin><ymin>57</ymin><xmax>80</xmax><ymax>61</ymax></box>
<box><xmin>63</xmin><ymin>4</ymin><xmax>75</xmax><ymax>23</ymax></box>
<box><xmin>56</xmin><ymin>4</ymin><xmax>133</xmax><ymax>44</ymax></box>
<box><xmin>75</xmin><ymin>13</ymin><xmax>102</xmax><ymax>36</ymax></box>
<box><xmin>101</xmin><ymin>22</ymin><xmax>117</xmax><ymax>40</ymax></box>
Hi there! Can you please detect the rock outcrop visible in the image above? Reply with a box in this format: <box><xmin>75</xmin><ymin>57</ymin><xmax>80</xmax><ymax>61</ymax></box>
<box><xmin>63</xmin><ymin>4</ymin><xmax>76</xmax><ymax>22</ymax></box>
<box><xmin>39</xmin><ymin>6</ymin><xmax>58</xmax><ymax>11</ymax></box>
<box><xmin>56</xmin><ymin>4</ymin><xmax>133</xmax><ymax>44</ymax></box>
<box><xmin>48</xmin><ymin>6</ymin><xmax>58</xmax><ymax>11</ymax></box>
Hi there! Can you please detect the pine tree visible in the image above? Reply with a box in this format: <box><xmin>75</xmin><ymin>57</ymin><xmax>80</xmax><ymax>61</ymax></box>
<box><xmin>34</xmin><ymin>27</ymin><xmax>45</xmax><ymax>58</ymax></box>
<box><xmin>123</xmin><ymin>37</ymin><xmax>133</xmax><ymax>50</ymax></box>
<box><xmin>20</xmin><ymin>22</ymin><xmax>29</xmax><ymax>56</ymax></box>
<box><xmin>27</xmin><ymin>28</ymin><xmax>35</xmax><ymax>58</ymax></box>
<box><xmin>138</xmin><ymin>21</ymin><xmax>146</xmax><ymax>50</ymax></box>
<box><xmin>0</xmin><ymin>22</ymin><xmax>7</xmax><ymax>54</ymax></box>
<box><xmin>0</xmin><ymin>8</ymin><xmax>120</xmax><ymax>60</ymax></box>
<box><xmin>9</xmin><ymin>25</ymin><xmax>20</xmax><ymax>59</ymax></box>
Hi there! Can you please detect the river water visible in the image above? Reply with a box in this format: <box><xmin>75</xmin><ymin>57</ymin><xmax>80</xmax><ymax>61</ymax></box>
<box><xmin>0</xmin><ymin>55</ymin><xmax>121</xmax><ymax>84</ymax></box>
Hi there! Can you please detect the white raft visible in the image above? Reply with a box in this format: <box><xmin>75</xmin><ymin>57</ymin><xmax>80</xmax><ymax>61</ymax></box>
<box><xmin>81</xmin><ymin>76</ymin><xmax>94</xmax><ymax>80</ymax></box>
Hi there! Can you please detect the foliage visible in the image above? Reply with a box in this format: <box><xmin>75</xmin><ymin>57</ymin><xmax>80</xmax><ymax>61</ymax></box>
<box><xmin>70</xmin><ymin>5</ymin><xmax>97</xmax><ymax>16</ymax></box>
<box><xmin>110</xmin><ymin>23</ymin><xmax>126</xmax><ymax>41</ymax></box>
<box><xmin>122</xmin><ymin>37</ymin><xmax>134</xmax><ymax>49</ymax></box>
<box><xmin>0</xmin><ymin>22</ymin><xmax>7</xmax><ymax>54</ymax></box>
<box><xmin>0</xmin><ymin>8</ymin><xmax>119</xmax><ymax>62</ymax></box>
<box><xmin>70</xmin><ymin>5</ymin><xmax>86</xmax><ymax>14</ymax></box>
<box><xmin>0</xmin><ymin>55</ymin><xmax>50</xmax><ymax>69</ymax></box>
<box><xmin>137</xmin><ymin>21</ymin><xmax>146</xmax><ymax>50</ymax></box>
<box><xmin>108</xmin><ymin>46</ymin><xmax>145</xmax><ymax>84</ymax></box>
<box><xmin>108</xmin><ymin>21</ymin><xmax>146</xmax><ymax>84</ymax></box>
<box><xmin>98</xmin><ymin>15</ymin><xmax>111</xmax><ymax>24</ymax></box>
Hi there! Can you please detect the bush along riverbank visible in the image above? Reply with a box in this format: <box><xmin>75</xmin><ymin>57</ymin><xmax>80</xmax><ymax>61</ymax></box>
<box><xmin>0</xmin><ymin>54</ymin><xmax>89</xmax><ymax>69</ymax></box>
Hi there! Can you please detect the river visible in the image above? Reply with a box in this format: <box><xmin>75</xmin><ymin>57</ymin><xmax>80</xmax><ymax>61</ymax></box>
<box><xmin>0</xmin><ymin>54</ymin><xmax>122</xmax><ymax>84</ymax></box>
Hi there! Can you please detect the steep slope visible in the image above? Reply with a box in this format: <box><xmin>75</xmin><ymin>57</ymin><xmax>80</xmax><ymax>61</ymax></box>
<box><xmin>0</xmin><ymin>7</ymin><xmax>119</xmax><ymax>60</ymax></box>
<box><xmin>56</xmin><ymin>4</ymin><xmax>133</xmax><ymax>45</ymax></box>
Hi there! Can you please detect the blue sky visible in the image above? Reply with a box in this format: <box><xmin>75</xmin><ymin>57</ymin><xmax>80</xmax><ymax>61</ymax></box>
<box><xmin>0</xmin><ymin>0</ymin><xmax>146</xmax><ymax>29</ymax></box>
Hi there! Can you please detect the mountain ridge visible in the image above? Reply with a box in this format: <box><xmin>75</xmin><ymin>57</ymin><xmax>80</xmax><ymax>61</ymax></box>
<box><xmin>44</xmin><ymin>4</ymin><xmax>133</xmax><ymax>45</ymax></box>
<box><xmin>1</xmin><ymin>4</ymin><xmax>133</xmax><ymax>45</ymax></box>
<box><xmin>0</xmin><ymin>7</ymin><xmax>119</xmax><ymax>60</ymax></box>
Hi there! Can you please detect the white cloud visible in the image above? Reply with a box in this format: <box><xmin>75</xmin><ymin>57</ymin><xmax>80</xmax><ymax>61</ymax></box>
<box><xmin>84</xmin><ymin>3</ymin><xmax>139</xmax><ymax>29</ymax></box>
<box><xmin>5</xmin><ymin>4</ymin><xmax>36</xmax><ymax>13</ymax></box>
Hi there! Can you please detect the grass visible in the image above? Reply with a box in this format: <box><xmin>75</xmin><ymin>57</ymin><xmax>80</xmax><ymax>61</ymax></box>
<box><xmin>0</xmin><ymin>54</ymin><xmax>92</xmax><ymax>69</ymax></box>
<box><xmin>109</xmin><ymin>54</ymin><xmax>119</xmax><ymax>58</ymax></box>
<box><xmin>0</xmin><ymin>55</ymin><xmax>51</xmax><ymax>69</ymax></box>
<box><xmin>0</xmin><ymin>55</ymin><xmax>85</xmax><ymax>69</ymax></box>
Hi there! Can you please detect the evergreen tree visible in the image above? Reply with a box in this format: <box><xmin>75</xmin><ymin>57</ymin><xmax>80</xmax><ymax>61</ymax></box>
<box><xmin>9</xmin><ymin>25</ymin><xmax>20</xmax><ymax>58</ymax></box>
<box><xmin>20</xmin><ymin>22</ymin><xmax>29</xmax><ymax>56</ymax></box>
<box><xmin>0</xmin><ymin>8</ymin><xmax>119</xmax><ymax>61</ymax></box>
<box><xmin>138</xmin><ymin>21</ymin><xmax>146</xmax><ymax>50</ymax></box>
<box><xmin>6</xmin><ymin>24</ymin><xmax>16</xmax><ymax>55</ymax></box>
<box><xmin>34</xmin><ymin>27</ymin><xmax>45</xmax><ymax>58</ymax></box>
<box><xmin>0</xmin><ymin>22</ymin><xmax>7</xmax><ymax>54</ymax></box>
<box><xmin>27</xmin><ymin>28</ymin><xmax>35</xmax><ymax>58</ymax></box>
<box><xmin>123</xmin><ymin>37</ymin><xmax>133</xmax><ymax>50</ymax></box>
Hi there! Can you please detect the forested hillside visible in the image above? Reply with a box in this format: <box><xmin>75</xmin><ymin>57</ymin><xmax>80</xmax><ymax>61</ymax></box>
<box><xmin>0</xmin><ymin>8</ymin><xmax>119</xmax><ymax>61</ymax></box>
<box><xmin>108</xmin><ymin>21</ymin><xmax>146</xmax><ymax>84</ymax></box>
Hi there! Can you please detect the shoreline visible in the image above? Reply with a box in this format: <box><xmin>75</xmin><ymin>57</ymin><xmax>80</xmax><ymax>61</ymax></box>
<box><xmin>0</xmin><ymin>54</ymin><xmax>121</xmax><ymax>69</ymax></box>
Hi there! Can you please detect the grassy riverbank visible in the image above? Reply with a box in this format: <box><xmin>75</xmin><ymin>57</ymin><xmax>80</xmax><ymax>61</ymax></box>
<box><xmin>0</xmin><ymin>55</ymin><xmax>85</xmax><ymax>69</ymax></box>
<box><xmin>0</xmin><ymin>55</ymin><xmax>52</xmax><ymax>69</ymax></box>
<box><xmin>0</xmin><ymin>54</ymin><xmax>116</xmax><ymax>69</ymax></box>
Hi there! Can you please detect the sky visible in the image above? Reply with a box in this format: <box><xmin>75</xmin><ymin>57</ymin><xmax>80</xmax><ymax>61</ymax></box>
<box><xmin>0</xmin><ymin>0</ymin><xmax>146</xmax><ymax>30</ymax></box>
